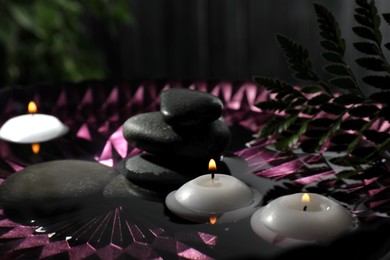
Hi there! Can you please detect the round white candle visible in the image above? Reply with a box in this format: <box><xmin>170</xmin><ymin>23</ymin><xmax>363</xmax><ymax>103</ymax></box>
<box><xmin>174</xmin><ymin>174</ymin><xmax>254</xmax><ymax>213</ymax></box>
<box><xmin>166</xmin><ymin>159</ymin><xmax>262</xmax><ymax>223</ymax></box>
<box><xmin>251</xmin><ymin>193</ymin><xmax>356</xmax><ymax>243</ymax></box>
<box><xmin>0</xmin><ymin>114</ymin><xmax>68</xmax><ymax>143</ymax></box>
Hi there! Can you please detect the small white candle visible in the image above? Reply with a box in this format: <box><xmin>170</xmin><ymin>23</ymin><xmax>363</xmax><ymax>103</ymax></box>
<box><xmin>0</xmin><ymin>101</ymin><xmax>68</xmax><ymax>143</ymax></box>
<box><xmin>166</xmin><ymin>159</ymin><xmax>262</xmax><ymax>223</ymax></box>
<box><xmin>251</xmin><ymin>193</ymin><xmax>357</xmax><ymax>245</ymax></box>
<box><xmin>174</xmin><ymin>174</ymin><xmax>254</xmax><ymax>213</ymax></box>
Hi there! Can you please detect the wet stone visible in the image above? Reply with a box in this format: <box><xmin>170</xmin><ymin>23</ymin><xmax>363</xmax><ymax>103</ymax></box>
<box><xmin>0</xmin><ymin>160</ymin><xmax>117</xmax><ymax>219</ymax></box>
<box><xmin>120</xmin><ymin>153</ymin><xmax>207</xmax><ymax>185</ymax></box>
<box><xmin>160</xmin><ymin>88</ymin><xmax>223</xmax><ymax>127</ymax></box>
<box><xmin>122</xmin><ymin>112</ymin><xmax>231</xmax><ymax>160</ymax></box>
<box><xmin>103</xmin><ymin>174</ymin><xmax>171</xmax><ymax>202</ymax></box>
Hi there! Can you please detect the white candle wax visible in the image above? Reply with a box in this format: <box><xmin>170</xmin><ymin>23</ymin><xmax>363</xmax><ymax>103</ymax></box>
<box><xmin>174</xmin><ymin>174</ymin><xmax>254</xmax><ymax>213</ymax></box>
<box><xmin>166</xmin><ymin>172</ymin><xmax>262</xmax><ymax>223</ymax></box>
<box><xmin>0</xmin><ymin>114</ymin><xmax>68</xmax><ymax>143</ymax></box>
<box><xmin>251</xmin><ymin>193</ymin><xmax>356</xmax><ymax>242</ymax></box>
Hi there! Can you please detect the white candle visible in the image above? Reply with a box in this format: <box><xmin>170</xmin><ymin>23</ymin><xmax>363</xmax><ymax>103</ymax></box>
<box><xmin>174</xmin><ymin>174</ymin><xmax>254</xmax><ymax>213</ymax></box>
<box><xmin>166</xmin><ymin>159</ymin><xmax>262</xmax><ymax>223</ymax></box>
<box><xmin>251</xmin><ymin>193</ymin><xmax>357</xmax><ymax>245</ymax></box>
<box><xmin>0</xmin><ymin>101</ymin><xmax>68</xmax><ymax>143</ymax></box>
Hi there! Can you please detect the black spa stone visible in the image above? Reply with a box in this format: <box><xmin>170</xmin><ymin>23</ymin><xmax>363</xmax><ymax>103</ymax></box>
<box><xmin>103</xmin><ymin>174</ymin><xmax>164</xmax><ymax>202</ymax></box>
<box><xmin>122</xmin><ymin>112</ymin><xmax>231</xmax><ymax>159</ymax></box>
<box><xmin>0</xmin><ymin>160</ymin><xmax>117</xmax><ymax>219</ymax></box>
<box><xmin>120</xmin><ymin>153</ymin><xmax>207</xmax><ymax>185</ymax></box>
<box><xmin>160</xmin><ymin>88</ymin><xmax>223</xmax><ymax>127</ymax></box>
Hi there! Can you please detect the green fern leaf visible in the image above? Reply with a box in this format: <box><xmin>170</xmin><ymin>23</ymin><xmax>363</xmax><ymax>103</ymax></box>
<box><xmin>363</xmin><ymin>75</ymin><xmax>390</xmax><ymax>90</ymax></box>
<box><xmin>321</xmin><ymin>103</ymin><xmax>346</xmax><ymax>115</ymax></box>
<box><xmin>356</xmin><ymin>0</ymin><xmax>370</xmax><ymax>9</ymax></box>
<box><xmin>341</xmin><ymin>119</ymin><xmax>367</xmax><ymax>130</ymax></box>
<box><xmin>308</xmin><ymin>118</ymin><xmax>334</xmax><ymax>128</ymax></box>
<box><xmin>385</xmin><ymin>42</ymin><xmax>390</xmax><ymax>52</ymax></box>
<box><xmin>253</xmin><ymin>76</ymin><xmax>297</xmax><ymax>94</ymax></box>
<box><xmin>321</xmin><ymin>52</ymin><xmax>344</xmax><ymax>63</ymax></box>
<box><xmin>301</xmin><ymin>138</ymin><xmax>321</xmax><ymax>153</ymax></box>
<box><xmin>252</xmin><ymin>0</ymin><xmax>390</xmax><ymax>172</ymax></box>
<box><xmin>314</xmin><ymin>3</ymin><xmax>362</xmax><ymax>95</ymax></box>
<box><xmin>314</xmin><ymin>3</ymin><xmax>345</xmax><ymax>55</ymax></box>
<box><xmin>356</xmin><ymin>57</ymin><xmax>386</xmax><ymax>71</ymax></box>
<box><xmin>380</xmin><ymin>106</ymin><xmax>390</xmax><ymax>121</ymax></box>
<box><xmin>333</xmin><ymin>133</ymin><xmax>359</xmax><ymax>145</ymax></box>
<box><xmin>349</xmin><ymin>105</ymin><xmax>379</xmax><ymax>117</ymax></box>
<box><xmin>275</xmin><ymin>119</ymin><xmax>309</xmax><ymax>150</ymax></box>
<box><xmin>353</xmin><ymin>42</ymin><xmax>380</xmax><ymax>55</ymax></box>
<box><xmin>253</xmin><ymin>76</ymin><xmax>293</xmax><ymax>92</ymax></box>
<box><xmin>308</xmin><ymin>94</ymin><xmax>332</xmax><ymax>106</ymax></box>
<box><xmin>356</xmin><ymin>7</ymin><xmax>370</xmax><ymax>16</ymax></box>
<box><xmin>369</xmin><ymin>0</ymin><xmax>382</xmax><ymax>43</ymax></box>
<box><xmin>329</xmin><ymin>77</ymin><xmax>359</xmax><ymax>92</ymax></box>
<box><xmin>352</xmin><ymin>26</ymin><xmax>377</xmax><ymax>42</ymax></box>
<box><xmin>324</xmin><ymin>64</ymin><xmax>351</xmax><ymax>76</ymax></box>
<box><xmin>364</xmin><ymin>130</ymin><xmax>390</xmax><ymax>144</ymax></box>
<box><xmin>347</xmin><ymin>113</ymin><xmax>378</xmax><ymax>153</ymax></box>
<box><xmin>333</xmin><ymin>94</ymin><xmax>364</xmax><ymax>105</ymax></box>
<box><xmin>383</xmin><ymin>13</ymin><xmax>390</xmax><ymax>26</ymax></box>
<box><xmin>276</xmin><ymin>34</ymin><xmax>319</xmax><ymax>82</ymax></box>
<box><xmin>354</xmin><ymin>0</ymin><xmax>382</xmax><ymax>46</ymax></box>
<box><xmin>370</xmin><ymin>91</ymin><xmax>390</xmax><ymax>104</ymax></box>
<box><xmin>301</xmin><ymin>85</ymin><xmax>325</xmax><ymax>93</ymax></box>
<box><xmin>256</xmin><ymin>100</ymin><xmax>288</xmax><ymax>112</ymax></box>
<box><xmin>354</xmin><ymin>14</ymin><xmax>372</xmax><ymax>27</ymax></box>
<box><xmin>257</xmin><ymin>115</ymin><xmax>298</xmax><ymax>138</ymax></box>
<box><xmin>320</xmin><ymin>41</ymin><xmax>341</xmax><ymax>53</ymax></box>
<box><xmin>336</xmin><ymin>170</ymin><xmax>359</xmax><ymax>179</ymax></box>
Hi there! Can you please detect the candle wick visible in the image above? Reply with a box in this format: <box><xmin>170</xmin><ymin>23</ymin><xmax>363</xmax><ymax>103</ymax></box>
<box><xmin>303</xmin><ymin>205</ymin><xmax>307</xmax><ymax>211</ymax></box>
<box><xmin>211</xmin><ymin>172</ymin><xmax>215</xmax><ymax>180</ymax></box>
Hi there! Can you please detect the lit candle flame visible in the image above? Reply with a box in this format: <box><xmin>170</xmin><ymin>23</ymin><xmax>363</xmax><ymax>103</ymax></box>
<box><xmin>28</xmin><ymin>101</ymin><xmax>38</xmax><ymax>114</ymax></box>
<box><xmin>209</xmin><ymin>216</ymin><xmax>217</xmax><ymax>225</ymax></box>
<box><xmin>302</xmin><ymin>193</ymin><xmax>310</xmax><ymax>211</ymax></box>
<box><xmin>32</xmin><ymin>143</ymin><xmax>40</xmax><ymax>154</ymax></box>
<box><xmin>208</xmin><ymin>159</ymin><xmax>217</xmax><ymax>180</ymax></box>
<box><xmin>208</xmin><ymin>159</ymin><xmax>217</xmax><ymax>171</ymax></box>
<box><xmin>302</xmin><ymin>193</ymin><xmax>310</xmax><ymax>203</ymax></box>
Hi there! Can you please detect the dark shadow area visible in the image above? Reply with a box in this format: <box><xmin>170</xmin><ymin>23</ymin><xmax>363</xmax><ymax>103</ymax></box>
<box><xmin>2</xmin><ymin>1</ymin><xmax>390</xmax><ymax>95</ymax></box>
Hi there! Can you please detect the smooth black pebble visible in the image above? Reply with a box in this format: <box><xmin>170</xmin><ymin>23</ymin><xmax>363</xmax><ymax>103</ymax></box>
<box><xmin>0</xmin><ymin>160</ymin><xmax>117</xmax><ymax>220</ymax></box>
<box><xmin>121</xmin><ymin>153</ymin><xmax>207</xmax><ymax>185</ymax></box>
<box><xmin>103</xmin><ymin>174</ymin><xmax>164</xmax><ymax>202</ymax></box>
<box><xmin>122</xmin><ymin>112</ymin><xmax>231</xmax><ymax>159</ymax></box>
<box><xmin>160</xmin><ymin>88</ymin><xmax>223</xmax><ymax>127</ymax></box>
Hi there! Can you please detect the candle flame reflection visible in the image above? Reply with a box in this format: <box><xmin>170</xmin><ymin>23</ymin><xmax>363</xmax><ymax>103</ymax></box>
<box><xmin>302</xmin><ymin>193</ymin><xmax>310</xmax><ymax>203</ymax></box>
<box><xmin>32</xmin><ymin>143</ymin><xmax>40</xmax><ymax>154</ymax></box>
<box><xmin>209</xmin><ymin>216</ymin><xmax>217</xmax><ymax>225</ymax></box>
<box><xmin>28</xmin><ymin>101</ymin><xmax>38</xmax><ymax>114</ymax></box>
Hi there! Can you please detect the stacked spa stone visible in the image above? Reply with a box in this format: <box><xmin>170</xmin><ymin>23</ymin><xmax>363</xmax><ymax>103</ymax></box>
<box><xmin>108</xmin><ymin>88</ymin><xmax>231</xmax><ymax>198</ymax></box>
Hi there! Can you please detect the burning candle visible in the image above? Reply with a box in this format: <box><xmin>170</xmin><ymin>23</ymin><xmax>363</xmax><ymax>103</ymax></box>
<box><xmin>250</xmin><ymin>193</ymin><xmax>357</xmax><ymax>246</ymax></box>
<box><xmin>165</xmin><ymin>159</ymin><xmax>262</xmax><ymax>224</ymax></box>
<box><xmin>0</xmin><ymin>101</ymin><xmax>68</xmax><ymax>144</ymax></box>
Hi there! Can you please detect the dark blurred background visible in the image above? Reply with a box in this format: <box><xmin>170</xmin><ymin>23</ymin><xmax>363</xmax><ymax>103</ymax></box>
<box><xmin>1</xmin><ymin>0</ymin><xmax>390</xmax><ymax>93</ymax></box>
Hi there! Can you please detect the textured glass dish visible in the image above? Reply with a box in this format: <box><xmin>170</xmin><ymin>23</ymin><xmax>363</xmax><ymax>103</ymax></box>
<box><xmin>0</xmin><ymin>81</ymin><xmax>389</xmax><ymax>259</ymax></box>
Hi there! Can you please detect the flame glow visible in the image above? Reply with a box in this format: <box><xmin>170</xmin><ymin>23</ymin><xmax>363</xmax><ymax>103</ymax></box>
<box><xmin>209</xmin><ymin>216</ymin><xmax>217</xmax><ymax>225</ymax></box>
<box><xmin>302</xmin><ymin>193</ymin><xmax>310</xmax><ymax>204</ymax></box>
<box><xmin>32</xmin><ymin>143</ymin><xmax>40</xmax><ymax>154</ymax></box>
<box><xmin>208</xmin><ymin>159</ymin><xmax>217</xmax><ymax>171</ymax></box>
<box><xmin>28</xmin><ymin>101</ymin><xmax>38</xmax><ymax>114</ymax></box>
